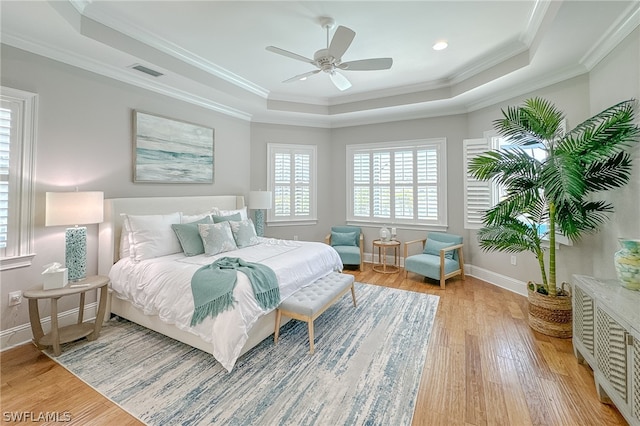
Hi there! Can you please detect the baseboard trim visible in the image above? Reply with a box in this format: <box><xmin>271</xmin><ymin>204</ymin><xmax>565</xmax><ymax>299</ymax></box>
<box><xmin>465</xmin><ymin>265</ymin><xmax>528</xmax><ymax>296</ymax></box>
<box><xmin>363</xmin><ymin>254</ymin><xmax>528</xmax><ymax>297</ymax></box>
<box><xmin>0</xmin><ymin>302</ymin><xmax>98</xmax><ymax>352</ymax></box>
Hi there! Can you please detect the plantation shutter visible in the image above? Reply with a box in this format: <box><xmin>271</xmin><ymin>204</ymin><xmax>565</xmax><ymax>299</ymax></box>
<box><xmin>418</xmin><ymin>148</ymin><xmax>438</xmax><ymax>220</ymax></box>
<box><xmin>273</xmin><ymin>152</ymin><xmax>291</xmax><ymax>216</ymax></box>
<box><xmin>293</xmin><ymin>152</ymin><xmax>310</xmax><ymax>216</ymax></box>
<box><xmin>353</xmin><ymin>152</ymin><xmax>370</xmax><ymax>217</ymax></box>
<box><xmin>373</xmin><ymin>151</ymin><xmax>391</xmax><ymax>218</ymax></box>
<box><xmin>463</xmin><ymin>138</ymin><xmax>492</xmax><ymax>229</ymax></box>
<box><xmin>0</xmin><ymin>104</ymin><xmax>10</xmax><ymax>250</ymax></box>
<box><xmin>347</xmin><ymin>139</ymin><xmax>446</xmax><ymax>226</ymax></box>
<box><xmin>268</xmin><ymin>143</ymin><xmax>317</xmax><ymax>224</ymax></box>
<box><xmin>394</xmin><ymin>150</ymin><xmax>413</xmax><ymax>219</ymax></box>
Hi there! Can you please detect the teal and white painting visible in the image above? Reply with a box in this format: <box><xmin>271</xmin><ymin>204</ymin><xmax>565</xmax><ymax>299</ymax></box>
<box><xmin>134</xmin><ymin>111</ymin><xmax>214</xmax><ymax>183</ymax></box>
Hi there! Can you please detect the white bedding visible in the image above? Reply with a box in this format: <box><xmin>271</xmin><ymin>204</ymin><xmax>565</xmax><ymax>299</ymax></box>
<box><xmin>109</xmin><ymin>237</ymin><xmax>343</xmax><ymax>371</ymax></box>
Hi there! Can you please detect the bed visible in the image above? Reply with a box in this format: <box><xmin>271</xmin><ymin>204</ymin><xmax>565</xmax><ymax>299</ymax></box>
<box><xmin>97</xmin><ymin>195</ymin><xmax>343</xmax><ymax>371</ymax></box>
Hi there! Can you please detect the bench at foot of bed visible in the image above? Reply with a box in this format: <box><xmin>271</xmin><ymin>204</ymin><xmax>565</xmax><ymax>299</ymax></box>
<box><xmin>274</xmin><ymin>272</ymin><xmax>356</xmax><ymax>354</ymax></box>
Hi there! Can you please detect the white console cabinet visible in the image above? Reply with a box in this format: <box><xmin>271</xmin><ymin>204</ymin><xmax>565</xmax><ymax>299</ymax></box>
<box><xmin>573</xmin><ymin>274</ymin><xmax>640</xmax><ymax>426</ymax></box>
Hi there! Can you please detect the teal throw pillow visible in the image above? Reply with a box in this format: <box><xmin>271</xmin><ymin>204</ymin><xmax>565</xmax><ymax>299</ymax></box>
<box><xmin>423</xmin><ymin>238</ymin><xmax>455</xmax><ymax>259</ymax></box>
<box><xmin>212</xmin><ymin>213</ymin><xmax>242</xmax><ymax>223</ymax></box>
<box><xmin>331</xmin><ymin>231</ymin><xmax>357</xmax><ymax>247</ymax></box>
<box><xmin>199</xmin><ymin>221</ymin><xmax>238</xmax><ymax>256</ymax></box>
<box><xmin>171</xmin><ymin>216</ymin><xmax>213</xmax><ymax>257</ymax></box>
<box><xmin>230</xmin><ymin>219</ymin><xmax>259</xmax><ymax>248</ymax></box>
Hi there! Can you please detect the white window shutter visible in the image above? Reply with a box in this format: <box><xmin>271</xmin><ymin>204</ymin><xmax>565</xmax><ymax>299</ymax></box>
<box><xmin>463</xmin><ymin>138</ymin><xmax>491</xmax><ymax>229</ymax></box>
<box><xmin>267</xmin><ymin>143</ymin><xmax>317</xmax><ymax>224</ymax></box>
<box><xmin>346</xmin><ymin>139</ymin><xmax>446</xmax><ymax>226</ymax></box>
<box><xmin>1</xmin><ymin>87</ymin><xmax>37</xmax><ymax>269</ymax></box>
<box><xmin>0</xmin><ymin>106</ymin><xmax>10</xmax><ymax>249</ymax></box>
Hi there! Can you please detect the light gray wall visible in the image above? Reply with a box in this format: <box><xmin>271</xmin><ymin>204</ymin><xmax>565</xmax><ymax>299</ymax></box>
<box><xmin>465</xmin><ymin>27</ymin><xmax>640</xmax><ymax>287</ymax></box>
<box><xmin>587</xmin><ymin>27</ymin><xmax>640</xmax><ymax>279</ymax></box>
<box><xmin>329</xmin><ymin>114</ymin><xmax>468</xmax><ymax>249</ymax></box>
<box><xmin>466</xmin><ymin>75</ymin><xmax>592</xmax><ymax>286</ymax></box>
<box><xmin>1</xmin><ymin>26</ymin><xmax>638</xmax><ymax>336</ymax></box>
<box><xmin>1</xmin><ymin>45</ymin><xmax>252</xmax><ymax>331</ymax></box>
<box><xmin>249</xmin><ymin>122</ymin><xmax>332</xmax><ymax>241</ymax></box>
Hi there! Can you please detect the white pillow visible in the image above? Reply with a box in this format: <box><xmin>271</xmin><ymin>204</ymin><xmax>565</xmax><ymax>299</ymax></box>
<box><xmin>218</xmin><ymin>206</ymin><xmax>248</xmax><ymax>220</ymax></box>
<box><xmin>199</xmin><ymin>221</ymin><xmax>238</xmax><ymax>256</ymax></box>
<box><xmin>230</xmin><ymin>219</ymin><xmax>259</xmax><ymax>248</ymax></box>
<box><xmin>123</xmin><ymin>212</ymin><xmax>183</xmax><ymax>261</ymax></box>
<box><xmin>119</xmin><ymin>227</ymin><xmax>131</xmax><ymax>259</ymax></box>
<box><xmin>181</xmin><ymin>212</ymin><xmax>212</xmax><ymax>223</ymax></box>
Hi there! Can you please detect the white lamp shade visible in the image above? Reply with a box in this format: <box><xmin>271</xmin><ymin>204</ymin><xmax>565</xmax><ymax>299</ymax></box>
<box><xmin>45</xmin><ymin>191</ymin><xmax>104</xmax><ymax>226</ymax></box>
<box><xmin>249</xmin><ymin>191</ymin><xmax>272</xmax><ymax>210</ymax></box>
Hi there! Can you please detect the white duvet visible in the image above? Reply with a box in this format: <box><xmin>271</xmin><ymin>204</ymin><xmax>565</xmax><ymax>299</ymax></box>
<box><xmin>108</xmin><ymin>238</ymin><xmax>343</xmax><ymax>371</ymax></box>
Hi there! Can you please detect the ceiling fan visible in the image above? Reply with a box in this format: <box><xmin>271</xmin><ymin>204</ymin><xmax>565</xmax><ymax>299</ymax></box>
<box><xmin>266</xmin><ymin>17</ymin><xmax>393</xmax><ymax>91</ymax></box>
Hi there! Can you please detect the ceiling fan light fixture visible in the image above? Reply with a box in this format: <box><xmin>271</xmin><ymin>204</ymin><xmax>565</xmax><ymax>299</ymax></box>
<box><xmin>266</xmin><ymin>17</ymin><xmax>392</xmax><ymax>91</ymax></box>
<box><xmin>433</xmin><ymin>40</ymin><xmax>448</xmax><ymax>51</ymax></box>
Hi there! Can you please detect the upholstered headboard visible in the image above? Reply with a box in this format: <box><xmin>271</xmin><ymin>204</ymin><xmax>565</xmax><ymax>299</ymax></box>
<box><xmin>98</xmin><ymin>195</ymin><xmax>245</xmax><ymax>276</ymax></box>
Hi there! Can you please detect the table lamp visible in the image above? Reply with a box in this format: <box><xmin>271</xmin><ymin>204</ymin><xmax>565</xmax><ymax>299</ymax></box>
<box><xmin>249</xmin><ymin>191</ymin><xmax>272</xmax><ymax>237</ymax></box>
<box><xmin>45</xmin><ymin>191</ymin><xmax>104</xmax><ymax>282</ymax></box>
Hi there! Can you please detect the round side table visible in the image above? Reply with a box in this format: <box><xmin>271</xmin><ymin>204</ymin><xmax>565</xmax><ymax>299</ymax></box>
<box><xmin>23</xmin><ymin>275</ymin><xmax>109</xmax><ymax>356</ymax></box>
<box><xmin>372</xmin><ymin>239</ymin><xmax>401</xmax><ymax>274</ymax></box>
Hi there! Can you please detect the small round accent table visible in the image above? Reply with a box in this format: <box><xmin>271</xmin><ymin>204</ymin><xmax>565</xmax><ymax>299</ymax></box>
<box><xmin>23</xmin><ymin>275</ymin><xmax>109</xmax><ymax>356</ymax></box>
<box><xmin>372</xmin><ymin>239</ymin><xmax>401</xmax><ymax>274</ymax></box>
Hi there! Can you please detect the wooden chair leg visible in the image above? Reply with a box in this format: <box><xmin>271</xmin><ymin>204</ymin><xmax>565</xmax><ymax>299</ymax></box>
<box><xmin>440</xmin><ymin>252</ymin><xmax>446</xmax><ymax>289</ymax></box>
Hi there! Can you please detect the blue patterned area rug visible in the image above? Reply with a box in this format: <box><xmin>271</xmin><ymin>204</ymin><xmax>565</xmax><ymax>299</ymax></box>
<box><xmin>52</xmin><ymin>283</ymin><xmax>439</xmax><ymax>425</ymax></box>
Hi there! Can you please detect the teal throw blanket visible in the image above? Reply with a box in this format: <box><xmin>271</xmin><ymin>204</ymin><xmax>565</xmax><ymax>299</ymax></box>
<box><xmin>190</xmin><ymin>257</ymin><xmax>280</xmax><ymax>326</ymax></box>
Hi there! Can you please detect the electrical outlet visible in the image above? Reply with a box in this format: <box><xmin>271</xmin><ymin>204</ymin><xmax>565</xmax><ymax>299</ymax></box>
<box><xmin>8</xmin><ymin>291</ymin><xmax>22</xmax><ymax>306</ymax></box>
<box><xmin>510</xmin><ymin>255</ymin><xmax>517</xmax><ymax>266</ymax></box>
<box><xmin>293</xmin><ymin>235</ymin><xmax>299</xmax><ymax>241</ymax></box>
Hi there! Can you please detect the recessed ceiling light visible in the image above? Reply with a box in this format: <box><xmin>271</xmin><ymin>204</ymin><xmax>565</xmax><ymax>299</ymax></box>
<box><xmin>433</xmin><ymin>41</ymin><xmax>448</xmax><ymax>51</ymax></box>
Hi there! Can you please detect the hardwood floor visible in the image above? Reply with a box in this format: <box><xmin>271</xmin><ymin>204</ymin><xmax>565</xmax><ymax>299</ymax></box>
<box><xmin>1</xmin><ymin>265</ymin><xmax>627</xmax><ymax>425</ymax></box>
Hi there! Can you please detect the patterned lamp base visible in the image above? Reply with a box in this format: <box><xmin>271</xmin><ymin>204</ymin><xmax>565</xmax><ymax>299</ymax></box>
<box><xmin>65</xmin><ymin>226</ymin><xmax>87</xmax><ymax>282</ymax></box>
<box><xmin>254</xmin><ymin>209</ymin><xmax>265</xmax><ymax>237</ymax></box>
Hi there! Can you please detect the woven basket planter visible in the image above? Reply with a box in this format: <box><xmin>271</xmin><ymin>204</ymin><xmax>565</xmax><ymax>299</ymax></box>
<box><xmin>527</xmin><ymin>282</ymin><xmax>572</xmax><ymax>339</ymax></box>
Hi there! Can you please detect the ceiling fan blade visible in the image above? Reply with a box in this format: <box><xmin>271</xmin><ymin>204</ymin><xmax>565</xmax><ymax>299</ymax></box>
<box><xmin>266</xmin><ymin>46</ymin><xmax>315</xmax><ymax>65</ymax></box>
<box><xmin>328</xmin><ymin>26</ymin><xmax>355</xmax><ymax>60</ymax></box>
<box><xmin>339</xmin><ymin>58</ymin><xmax>393</xmax><ymax>71</ymax></box>
<box><xmin>329</xmin><ymin>71</ymin><xmax>352</xmax><ymax>91</ymax></box>
<box><xmin>283</xmin><ymin>69</ymin><xmax>321</xmax><ymax>83</ymax></box>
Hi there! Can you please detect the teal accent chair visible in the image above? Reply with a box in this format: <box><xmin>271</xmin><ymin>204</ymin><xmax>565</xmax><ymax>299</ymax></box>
<box><xmin>404</xmin><ymin>232</ymin><xmax>465</xmax><ymax>289</ymax></box>
<box><xmin>325</xmin><ymin>226</ymin><xmax>364</xmax><ymax>271</ymax></box>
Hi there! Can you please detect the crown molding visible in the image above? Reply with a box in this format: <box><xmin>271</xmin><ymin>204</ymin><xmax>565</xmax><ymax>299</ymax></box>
<box><xmin>1</xmin><ymin>32</ymin><xmax>253</xmax><ymax>122</ymax></box>
<box><xmin>74</xmin><ymin>2</ymin><xmax>270</xmax><ymax>99</ymax></box>
<box><xmin>5</xmin><ymin>0</ymin><xmax>634</xmax><ymax>130</ymax></box>
<box><xmin>464</xmin><ymin>63</ymin><xmax>588</xmax><ymax>113</ymax></box>
<box><xmin>520</xmin><ymin>0</ymin><xmax>552</xmax><ymax>46</ymax></box>
<box><xmin>580</xmin><ymin>2</ymin><xmax>640</xmax><ymax>70</ymax></box>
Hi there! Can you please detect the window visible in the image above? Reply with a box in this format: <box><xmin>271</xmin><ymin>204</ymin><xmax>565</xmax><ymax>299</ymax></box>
<box><xmin>464</xmin><ymin>133</ymin><xmax>563</xmax><ymax>242</ymax></box>
<box><xmin>347</xmin><ymin>138</ymin><xmax>447</xmax><ymax>228</ymax></box>
<box><xmin>463</xmin><ymin>137</ymin><xmax>493</xmax><ymax>229</ymax></box>
<box><xmin>1</xmin><ymin>87</ymin><xmax>37</xmax><ymax>270</ymax></box>
<box><xmin>267</xmin><ymin>143</ymin><xmax>317</xmax><ymax>225</ymax></box>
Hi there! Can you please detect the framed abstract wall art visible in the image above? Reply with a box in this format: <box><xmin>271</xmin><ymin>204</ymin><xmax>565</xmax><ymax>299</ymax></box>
<box><xmin>133</xmin><ymin>110</ymin><xmax>214</xmax><ymax>183</ymax></box>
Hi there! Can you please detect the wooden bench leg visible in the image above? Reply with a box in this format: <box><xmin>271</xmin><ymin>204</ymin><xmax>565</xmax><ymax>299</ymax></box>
<box><xmin>308</xmin><ymin>319</ymin><xmax>315</xmax><ymax>354</ymax></box>
<box><xmin>350</xmin><ymin>283</ymin><xmax>357</xmax><ymax>307</ymax></box>
<box><xmin>274</xmin><ymin>309</ymin><xmax>282</xmax><ymax>344</ymax></box>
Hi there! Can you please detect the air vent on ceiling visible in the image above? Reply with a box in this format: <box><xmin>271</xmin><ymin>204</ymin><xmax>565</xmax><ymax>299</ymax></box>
<box><xmin>130</xmin><ymin>64</ymin><xmax>164</xmax><ymax>77</ymax></box>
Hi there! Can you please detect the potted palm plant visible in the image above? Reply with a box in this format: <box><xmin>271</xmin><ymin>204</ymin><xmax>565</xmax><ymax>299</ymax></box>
<box><xmin>468</xmin><ymin>97</ymin><xmax>639</xmax><ymax>338</ymax></box>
